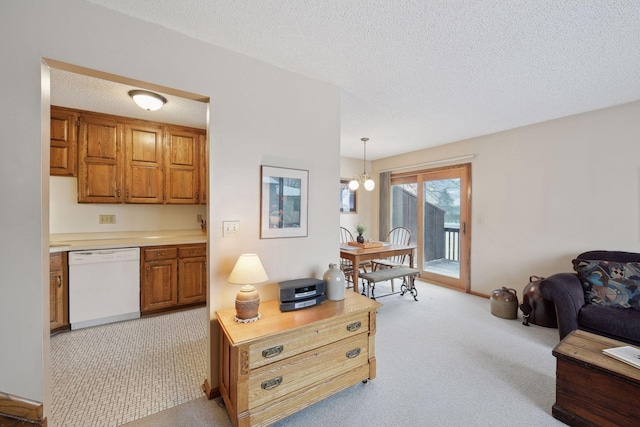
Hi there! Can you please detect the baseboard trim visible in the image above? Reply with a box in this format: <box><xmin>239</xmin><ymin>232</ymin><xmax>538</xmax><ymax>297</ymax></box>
<box><xmin>0</xmin><ymin>391</ymin><xmax>46</xmax><ymax>426</ymax></box>
<box><xmin>201</xmin><ymin>379</ymin><xmax>220</xmax><ymax>400</ymax></box>
<box><xmin>469</xmin><ymin>290</ymin><xmax>489</xmax><ymax>299</ymax></box>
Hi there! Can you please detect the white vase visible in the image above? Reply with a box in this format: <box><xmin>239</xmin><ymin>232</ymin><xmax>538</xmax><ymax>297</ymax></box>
<box><xmin>323</xmin><ymin>263</ymin><xmax>346</xmax><ymax>301</ymax></box>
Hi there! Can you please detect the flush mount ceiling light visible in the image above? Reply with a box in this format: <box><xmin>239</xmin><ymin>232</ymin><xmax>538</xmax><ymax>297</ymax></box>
<box><xmin>128</xmin><ymin>90</ymin><xmax>167</xmax><ymax>111</ymax></box>
<box><xmin>349</xmin><ymin>137</ymin><xmax>375</xmax><ymax>191</ymax></box>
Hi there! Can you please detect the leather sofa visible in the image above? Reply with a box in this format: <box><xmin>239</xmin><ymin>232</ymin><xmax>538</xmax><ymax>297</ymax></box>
<box><xmin>539</xmin><ymin>250</ymin><xmax>640</xmax><ymax>345</ymax></box>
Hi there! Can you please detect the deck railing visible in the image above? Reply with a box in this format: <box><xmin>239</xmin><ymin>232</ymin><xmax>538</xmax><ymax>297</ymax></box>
<box><xmin>444</xmin><ymin>226</ymin><xmax>460</xmax><ymax>261</ymax></box>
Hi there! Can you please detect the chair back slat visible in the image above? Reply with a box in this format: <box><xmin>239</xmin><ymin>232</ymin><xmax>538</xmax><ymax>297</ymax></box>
<box><xmin>385</xmin><ymin>227</ymin><xmax>412</xmax><ymax>265</ymax></box>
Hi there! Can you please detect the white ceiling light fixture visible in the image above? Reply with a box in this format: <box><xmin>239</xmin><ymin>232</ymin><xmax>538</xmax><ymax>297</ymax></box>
<box><xmin>128</xmin><ymin>90</ymin><xmax>167</xmax><ymax>111</ymax></box>
<box><xmin>349</xmin><ymin>137</ymin><xmax>375</xmax><ymax>192</ymax></box>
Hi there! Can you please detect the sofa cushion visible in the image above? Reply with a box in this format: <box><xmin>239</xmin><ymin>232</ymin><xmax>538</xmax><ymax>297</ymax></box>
<box><xmin>579</xmin><ymin>303</ymin><xmax>640</xmax><ymax>343</ymax></box>
<box><xmin>572</xmin><ymin>259</ymin><xmax>640</xmax><ymax>310</ymax></box>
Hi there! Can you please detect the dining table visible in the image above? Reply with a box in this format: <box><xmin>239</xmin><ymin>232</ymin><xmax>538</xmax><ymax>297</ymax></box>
<box><xmin>339</xmin><ymin>243</ymin><xmax>416</xmax><ymax>294</ymax></box>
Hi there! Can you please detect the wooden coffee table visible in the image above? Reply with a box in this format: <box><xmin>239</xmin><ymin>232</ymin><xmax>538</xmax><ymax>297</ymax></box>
<box><xmin>552</xmin><ymin>330</ymin><xmax>640</xmax><ymax>426</ymax></box>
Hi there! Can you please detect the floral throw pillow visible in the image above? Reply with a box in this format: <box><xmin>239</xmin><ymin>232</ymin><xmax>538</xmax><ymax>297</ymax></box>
<box><xmin>572</xmin><ymin>259</ymin><xmax>640</xmax><ymax>310</ymax></box>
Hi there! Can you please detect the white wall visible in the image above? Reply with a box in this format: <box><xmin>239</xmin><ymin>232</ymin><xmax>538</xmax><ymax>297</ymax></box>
<box><xmin>0</xmin><ymin>0</ymin><xmax>340</xmax><ymax>413</ymax></box>
<box><xmin>339</xmin><ymin>157</ymin><xmax>374</xmax><ymax>239</ymax></box>
<box><xmin>372</xmin><ymin>100</ymin><xmax>640</xmax><ymax>297</ymax></box>
<box><xmin>50</xmin><ymin>177</ymin><xmax>205</xmax><ymax>233</ymax></box>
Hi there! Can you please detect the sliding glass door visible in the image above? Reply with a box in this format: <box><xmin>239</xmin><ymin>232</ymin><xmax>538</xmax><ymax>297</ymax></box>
<box><xmin>391</xmin><ymin>164</ymin><xmax>470</xmax><ymax>291</ymax></box>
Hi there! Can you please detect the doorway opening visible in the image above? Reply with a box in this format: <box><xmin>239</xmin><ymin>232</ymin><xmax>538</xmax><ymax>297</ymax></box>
<box><xmin>44</xmin><ymin>59</ymin><xmax>210</xmax><ymax>426</ymax></box>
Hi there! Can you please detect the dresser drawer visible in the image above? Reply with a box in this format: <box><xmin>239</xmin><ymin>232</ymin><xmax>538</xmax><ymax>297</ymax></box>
<box><xmin>247</xmin><ymin>333</ymin><xmax>368</xmax><ymax>409</ymax></box>
<box><xmin>144</xmin><ymin>247</ymin><xmax>178</xmax><ymax>261</ymax></box>
<box><xmin>249</xmin><ymin>311</ymin><xmax>370</xmax><ymax>370</ymax></box>
<box><xmin>178</xmin><ymin>245</ymin><xmax>206</xmax><ymax>258</ymax></box>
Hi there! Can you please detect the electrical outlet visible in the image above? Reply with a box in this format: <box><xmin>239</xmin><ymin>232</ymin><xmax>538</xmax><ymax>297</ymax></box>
<box><xmin>197</xmin><ymin>214</ymin><xmax>203</xmax><ymax>223</ymax></box>
<box><xmin>99</xmin><ymin>214</ymin><xmax>116</xmax><ymax>224</ymax></box>
<box><xmin>223</xmin><ymin>221</ymin><xmax>240</xmax><ymax>237</ymax></box>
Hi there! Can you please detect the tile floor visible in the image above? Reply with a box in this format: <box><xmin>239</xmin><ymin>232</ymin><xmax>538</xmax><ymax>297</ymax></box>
<box><xmin>49</xmin><ymin>307</ymin><xmax>207</xmax><ymax>427</ymax></box>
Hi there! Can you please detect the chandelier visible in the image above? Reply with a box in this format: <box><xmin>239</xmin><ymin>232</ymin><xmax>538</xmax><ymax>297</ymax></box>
<box><xmin>349</xmin><ymin>137</ymin><xmax>375</xmax><ymax>191</ymax></box>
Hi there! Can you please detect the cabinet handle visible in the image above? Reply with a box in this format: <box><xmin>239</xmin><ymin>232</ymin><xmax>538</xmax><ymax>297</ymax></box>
<box><xmin>346</xmin><ymin>321</ymin><xmax>361</xmax><ymax>332</ymax></box>
<box><xmin>261</xmin><ymin>376</ymin><xmax>282</xmax><ymax>390</ymax></box>
<box><xmin>262</xmin><ymin>345</ymin><xmax>283</xmax><ymax>358</ymax></box>
<box><xmin>116</xmin><ymin>189</ymin><xmax>121</xmax><ymax>198</ymax></box>
<box><xmin>57</xmin><ymin>277</ymin><xmax>62</xmax><ymax>287</ymax></box>
<box><xmin>346</xmin><ymin>348</ymin><xmax>361</xmax><ymax>359</ymax></box>
<box><xmin>146</xmin><ymin>266</ymin><xmax>150</xmax><ymax>277</ymax></box>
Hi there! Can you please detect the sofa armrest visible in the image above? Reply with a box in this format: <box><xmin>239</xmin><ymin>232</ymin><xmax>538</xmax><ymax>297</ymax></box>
<box><xmin>538</xmin><ymin>273</ymin><xmax>585</xmax><ymax>340</ymax></box>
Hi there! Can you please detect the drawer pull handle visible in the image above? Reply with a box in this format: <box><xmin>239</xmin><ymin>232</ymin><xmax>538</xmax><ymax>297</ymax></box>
<box><xmin>346</xmin><ymin>348</ymin><xmax>361</xmax><ymax>359</ymax></box>
<box><xmin>262</xmin><ymin>345</ymin><xmax>283</xmax><ymax>358</ymax></box>
<box><xmin>261</xmin><ymin>376</ymin><xmax>282</xmax><ymax>390</ymax></box>
<box><xmin>346</xmin><ymin>321</ymin><xmax>361</xmax><ymax>332</ymax></box>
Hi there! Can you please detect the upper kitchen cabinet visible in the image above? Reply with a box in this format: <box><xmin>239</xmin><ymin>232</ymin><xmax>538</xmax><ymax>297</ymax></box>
<box><xmin>125</xmin><ymin>123</ymin><xmax>164</xmax><ymax>204</ymax></box>
<box><xmin>199</xmin><ymin>133</ymin><xmax>207</xmax><ymax>205</ymax></box>
<box><xmin>50</xmin><ymin>107</ymin><xmax>78</xmax><ymax>177</ymax></box>
<box><xmin>77</xmin><ymin>113</ymin><xmax>124</xmax><ymax>203</ymax></box>
<box><xmin>165</xmin><ymin>126</ymin><xmax>200</xmax><ymax>204</ymax></box>
<box><xmin>67</xmin><ymin>107</ymin><xmax>206</xmax><ymax>204</ymax></box>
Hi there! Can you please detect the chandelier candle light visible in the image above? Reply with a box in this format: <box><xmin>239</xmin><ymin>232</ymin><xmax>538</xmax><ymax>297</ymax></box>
<box><xmin>349</xmin><ymin>137</ymin><xmax>375</xmax><ymax>191</ymax></box>
<box><xmin>228</xmin><ymin>254</ymin><xmax>269</xmax><ymax>323</ymax></box>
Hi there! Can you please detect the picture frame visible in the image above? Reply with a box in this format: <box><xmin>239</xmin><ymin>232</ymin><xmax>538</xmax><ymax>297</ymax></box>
<box><xmin>260</xmin><ymin>165</ymin><xmax>309</xmax><ymax>239</ymax></box>
<box><xmin>340</xmin><ymin>179</ymin><xmax>357</xmax><ymax>213</ymax></box>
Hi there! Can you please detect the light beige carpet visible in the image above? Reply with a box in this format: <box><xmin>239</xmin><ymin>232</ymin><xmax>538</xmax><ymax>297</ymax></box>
<box><xmin>124</xmin><ymin>280</ymin><xmax>565</xmax><ymax>427</ymax></box>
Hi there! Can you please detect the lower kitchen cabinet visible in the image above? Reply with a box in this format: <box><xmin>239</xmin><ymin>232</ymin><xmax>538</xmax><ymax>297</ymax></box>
<box><xmin>142</xmin><ymin>244</ymin><xmax>206</xmax><ymax>314</ymax></box>
<box><xmin>50</xmin><ymin>252</ymin><xmax>69</xmax><ymax>332</ymax></box>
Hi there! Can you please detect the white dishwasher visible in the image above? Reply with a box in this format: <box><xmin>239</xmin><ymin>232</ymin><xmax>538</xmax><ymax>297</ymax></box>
<box><xmin>68</xmin><ymin>247</ymin><xmax>141</xmax><ymax>330</ymax></box>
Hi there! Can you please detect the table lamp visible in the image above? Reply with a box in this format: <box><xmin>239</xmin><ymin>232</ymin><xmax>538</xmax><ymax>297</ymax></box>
<box><xmin>228</xmin><ymin>254</ymin><xmax>269</xmax><ymax>323</ymax></box>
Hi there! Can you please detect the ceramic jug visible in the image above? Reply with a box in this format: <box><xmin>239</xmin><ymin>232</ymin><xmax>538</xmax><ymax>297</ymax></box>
<box><xmin>490</xmin><ymin>287</ymin><xmax>518</xmax><ymax>319</ymax></box>
<box><xmin>323</xmin><ymin>263</ymin><xmax>346</xmax><ymax>301</ymax></box>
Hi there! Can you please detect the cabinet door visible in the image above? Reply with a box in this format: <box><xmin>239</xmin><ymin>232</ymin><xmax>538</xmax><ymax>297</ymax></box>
<box><xmin>49</xmin><ymin>252</ymin><xmax>67</xmax><ymax>331</ymax></box>
<box><xmin>50</xmin><ymin>107</ymin><xmax>77</xmax><ymax>177</ymax></box>
<box><xmin>77</xmin><ymin>115</ymin><xmax>123</xmax><ymax>203</ymax></box>
<box><xmin>125</xmin><ymin>123</ymin><xmax>164</xmax><ymax>203</ymax></box>
<box><xmin>165</xmin><ymin>126</ymin><xmax>199</xmax><ymax>204</ymax></box>
<box><xmin>199</xmin><ymin>133</ymin><xmax>207</xmax><ymax>205</ymax></box>
<box><xmin>49</xmin><ymin>270</ymin><xmax>64</xmax><ymax>329</ymax></box>
<box><xmin>178</xmin><ymin>256</ymin><xmax>206</xmax><ymax>304</ymax></box>
<box><xmin>142</xmin><ymin>259</ymin><xmax>178</xmax><ymax>312</ymax></box>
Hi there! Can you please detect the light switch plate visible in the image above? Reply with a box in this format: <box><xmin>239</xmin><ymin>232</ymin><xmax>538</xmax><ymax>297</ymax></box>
<box><xmin>223</xmin><ymin>221</ymin><xmax>240</xmax><ymax>237</ymax></box>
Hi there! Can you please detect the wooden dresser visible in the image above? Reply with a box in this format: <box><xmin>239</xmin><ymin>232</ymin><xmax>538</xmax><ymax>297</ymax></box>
<box><xmin>216</xmin><ymin>291</ymin><xmax>381</xmax><ymax>427</ymax></box>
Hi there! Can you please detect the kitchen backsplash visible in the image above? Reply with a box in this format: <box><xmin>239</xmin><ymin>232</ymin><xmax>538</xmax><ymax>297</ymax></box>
<box><xmin>50</xmin><ymin>176</ymin><xmax>206</xmax><ymax>234</ymax></box>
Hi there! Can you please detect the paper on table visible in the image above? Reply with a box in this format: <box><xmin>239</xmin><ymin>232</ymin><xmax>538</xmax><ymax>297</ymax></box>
<box><xmin>603</xmin><ymin>345</ymin><xmax>640</xmax><ymax>369</ymax></box>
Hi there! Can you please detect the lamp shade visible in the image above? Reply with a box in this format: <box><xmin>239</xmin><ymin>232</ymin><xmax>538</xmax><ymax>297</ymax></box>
<box><xmin>229</xmin><ymin>254</ymin><xmax>268</xmax><ymax>322</ymax></box>
<box><xmin>228</xmin><ymin>254</ymin><xmax>269</xmax><ymax>285</ymax></box>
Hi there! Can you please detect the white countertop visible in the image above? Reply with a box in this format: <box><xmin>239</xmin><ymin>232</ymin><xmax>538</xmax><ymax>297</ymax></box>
<box><xmin>49</xmin><ymin>229</ymin><xmax>206</xmax><ymax>253</ymax></box>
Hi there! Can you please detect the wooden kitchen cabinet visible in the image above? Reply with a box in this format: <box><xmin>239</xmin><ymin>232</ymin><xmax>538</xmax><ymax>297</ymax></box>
<box><xmin>216</xmin><ymin>292</ymin><xmax>381</xmax><ymax>427</ymax></box>
<box><xmin>165</xmin><ymin>126</ymin><xmax>200</xmax><ymax>204</ymax></box>
<box><xmin>199</xmin><ymin>133</ymin><xmax>207</xmax><ymax>205</ymax></box>
<box><xmin>77</xmin><ymin>113</ymin><xmax>124</xmax><ymax>203</ymax></box>
<box><xmin>67</xmin><ymin>106</ymin><xmax>206</xmax><ymax>205</ymax></box>
<box><xmin>124</xmin><ymin>122</ymin><xmax>164</xmax><ymax>203</ymax></box>
<box><xmin>50</xmin><ymin>107</ymin><xmax>77</xmax><ymax>177</ymax></box>
<box><xmin>50</xmin><ymin>252</ymin><xmax>68</xmax><ymax>332</ymax></box>
<box><xmin>142</xmin><ymin>244</ymin><xmax>206</xmax><ymax>314</ymax></box>
<box><xmin>177</xmin><ymin>244</ymin><xmax>207</xmax><ymax>304</ymax></box>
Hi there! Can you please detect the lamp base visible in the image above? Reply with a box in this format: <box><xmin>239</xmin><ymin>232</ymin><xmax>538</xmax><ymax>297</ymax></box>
<box><xmin>234</xmin><ymin>313</ymin><xmax>261</xmax><ymax>323</ymax></box>
<box><xmin>235</xmin><ymin>284</ymin><xmax>261</xmax><ymax>321</ymax></box>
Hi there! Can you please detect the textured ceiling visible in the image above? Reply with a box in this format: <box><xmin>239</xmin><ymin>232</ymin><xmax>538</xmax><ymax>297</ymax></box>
<box><xmin>76</xmin><ymin>0</ymin><xmax>640</xmax><ymax>160</ymax></box>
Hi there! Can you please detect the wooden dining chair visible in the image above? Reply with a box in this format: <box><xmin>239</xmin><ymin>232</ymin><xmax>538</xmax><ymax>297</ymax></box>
<box><xmin>372</xmin><ymin>226</ymin><xmax>412</xmax><ymax>291</ymax></box>
<box><xmin>339</xmin><ymin>227</ymin><xmax>371</xmax><ymax>288</ymax></box>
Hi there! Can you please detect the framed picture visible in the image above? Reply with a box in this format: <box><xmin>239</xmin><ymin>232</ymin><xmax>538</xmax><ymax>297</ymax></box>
<box><xmin>261</xmin><ymin>165</ymin><xmax>309</xmax><ymax>238</ymax></box>
<box><xmin>340</xmin><ymin>179</ymin><xmax>357</xmax><ymax>213</ymax></box>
